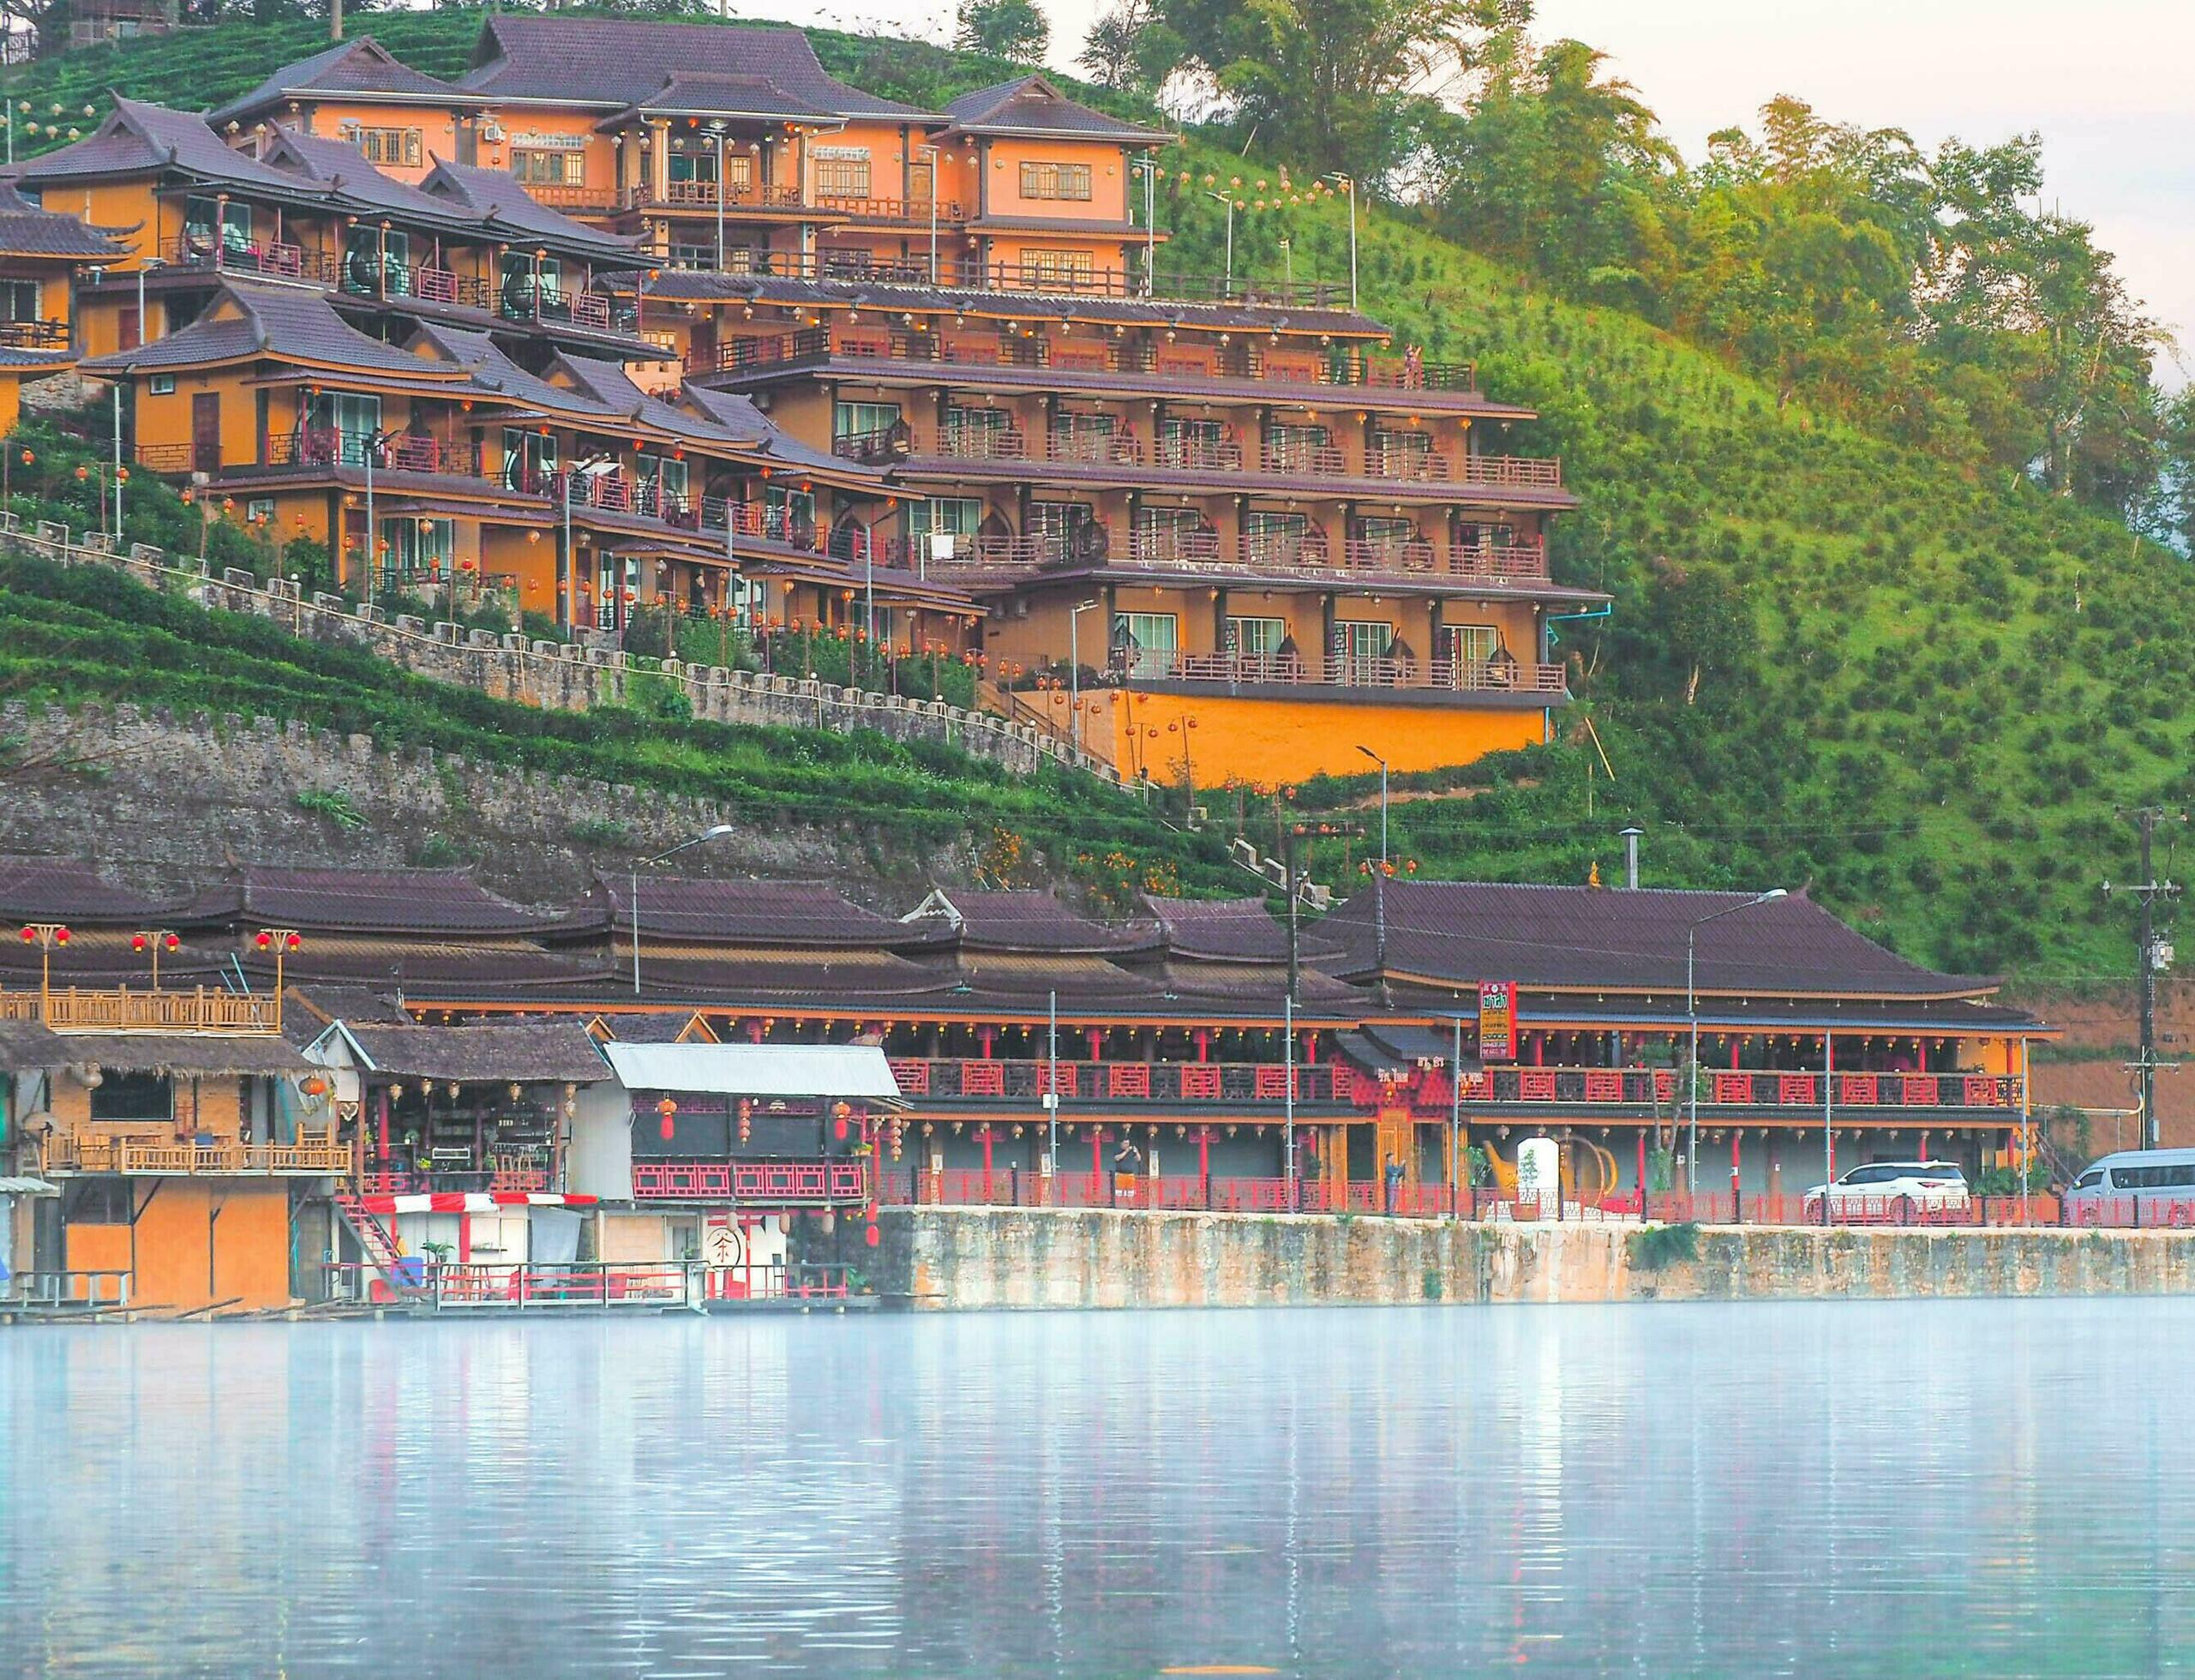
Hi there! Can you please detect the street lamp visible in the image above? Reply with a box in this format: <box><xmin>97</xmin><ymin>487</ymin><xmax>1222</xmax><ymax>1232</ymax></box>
<box><xmin>1205</xmin><ymin>190</ymin><xmax>1238</xmax><ymax>295</ymax></box>
<box><xmin>1357</xmin><ymin>744</ymin><xmax>1389</xmax><ymax>999</ymax></box>
<box><xmin>1168</xmin><ymin>715</ymin><xmax>1199</xmax><ymax>819</ymax></box>
<box><xmin>251</xmin><ymin>926</ymin><xmax>303</xmax><ymax>1005</ymax></box>
<box><xmin>1069</xmin><ymin>597</ymin><xmax>1100</xmax><ymax>756</ymax></box>
<box><xmin>912</xmin><ymin>141</ymin><xmax>944</xmax><ymax>282</ymax></box>
<box><xmin>129</xmin><ymin>927</ymin><xmax>180</xmax><ymax>987</ymax></box>
<box><xmin>630</xmin><ymin>825</ymin><xmax>735</xmax><ymax>993</ymax></box>
<box><xmin>708</xmin><ymin>121</ymin><xmax>729</xmax><ymax>273</ymax></box>
<box><xmin>17</xmin><ymin>922</ymin><xmax>69</xmax><ymax>1012</ymax></box>
<box><xmin>1685</xmin><ymin>890</ymin><xmax>1788</xmax><ymax>1201</ymax></box>
<box><xmin>1321</xmin><ymin>171</ymin><xmax>1358</xmax><ymax>309</ymax></box>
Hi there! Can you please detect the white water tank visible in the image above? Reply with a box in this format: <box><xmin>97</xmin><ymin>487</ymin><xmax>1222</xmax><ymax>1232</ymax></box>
<box><xmin>1516</xmin><ymin>1137</ymin><xmax>1561</xmax><ymax>1215</ymax></box>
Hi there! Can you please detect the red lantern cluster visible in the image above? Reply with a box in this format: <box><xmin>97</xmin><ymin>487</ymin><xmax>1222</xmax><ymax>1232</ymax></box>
<box><xmin>19</xmin><ymin>925</ymin><xmax>69</xmax><ymax>945</ymax></box>
<box><xmin>737</xmin><ymin>1097</ymin><xmax>753</xmax><ymax>1145</ymax></box>
<box><xmin>253</xmin><ymin>931</ymin><xmax>303</xmax><ymax>951</ymax></box>
<box><xmin>128</xmin><ymin>933</ymin><xmax>181</xmax><ymax>953</ymax></box>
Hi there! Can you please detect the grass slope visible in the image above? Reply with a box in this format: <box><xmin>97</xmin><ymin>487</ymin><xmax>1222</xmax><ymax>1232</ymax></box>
<box><xmin>6</xmin><ymin>15</ymin><xmax>2175</xmax><ymax>978</ymax></box>
<box><xmin>0</xmin><ymin>549</ymin><xmax>1227</xmax><ymax>895</ymax></box>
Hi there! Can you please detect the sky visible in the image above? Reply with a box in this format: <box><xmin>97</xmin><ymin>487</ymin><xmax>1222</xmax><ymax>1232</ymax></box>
<box><xmin>769</xmin><ymin>0</ymin><xmax>2195</xmax><ymax>373</ymax></box>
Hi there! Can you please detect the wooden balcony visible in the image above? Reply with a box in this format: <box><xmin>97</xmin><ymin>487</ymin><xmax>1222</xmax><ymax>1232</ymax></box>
<box><xmin>886</xmin><ymin>1057</ymin><xmax>1341</xmax><ymax>1105</ymax></box>
<box><xmin>630</xmin><ymin>1159</ymin><xmax>870</xmax><ymax>1203</ymax></box>
<box><xmin>0</xmin><ymin>986</ymin><xmax>281</xmax><ymax>1034</ymax></box>
<box><xmin>46</xmin><ymin>1133</ymin><xmax>349</xmax><ymax>1174</ymax></box>
<box><xmin>1467</xmin><ymin>1066</ymin><xmax>2023</xmax><ymax>1111</ymax></box>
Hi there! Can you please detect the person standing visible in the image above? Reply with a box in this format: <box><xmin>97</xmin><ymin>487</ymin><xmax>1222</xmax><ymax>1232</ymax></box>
<box><xmin>1112</xmin><ymin>1133</ymin><xmax>1143</xmax><ymax>1206</ymax></box>
<box><xmin>1384</xmin><ymin>1154</ymin><xmax>1405</xmax><ymax>1215</ymax></box>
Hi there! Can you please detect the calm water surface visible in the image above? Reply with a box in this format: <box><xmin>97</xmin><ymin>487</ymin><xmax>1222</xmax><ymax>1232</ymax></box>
<box><xmin>0</xmin><ymin>1299</ymin><xmax>2186</xmax><ymax>1676</ymax></box>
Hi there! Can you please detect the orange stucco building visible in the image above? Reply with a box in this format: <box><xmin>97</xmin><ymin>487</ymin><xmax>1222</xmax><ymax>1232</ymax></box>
<box><xmin>16</xmin><ymin>16</ymin><xmax>1606</xmax><ymax>785</ymax></box>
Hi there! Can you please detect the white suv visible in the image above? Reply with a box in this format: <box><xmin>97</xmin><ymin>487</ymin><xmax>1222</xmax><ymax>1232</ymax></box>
<box><xmin>1801</xmin><ymin>1161</ymin><xmax>1970</xmax><ymax>1225</ymax></box>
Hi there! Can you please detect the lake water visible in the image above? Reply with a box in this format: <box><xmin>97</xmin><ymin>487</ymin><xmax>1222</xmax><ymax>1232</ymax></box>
<box><xmin>0</xmin><ymin>1299</ymin><xmax>2186</xmax><ymax>1675</ymax></box>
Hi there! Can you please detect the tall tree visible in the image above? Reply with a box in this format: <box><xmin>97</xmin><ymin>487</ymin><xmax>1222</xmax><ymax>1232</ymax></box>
<box><xmin>955</xmin><ymin>0</ymin><xmax>1047</xmax><ymax>64</ymax></box>
<box><xmin>1078</xmin><ymin>0</ymin><xmax>1182</xmax><ymax>93</ymax></box>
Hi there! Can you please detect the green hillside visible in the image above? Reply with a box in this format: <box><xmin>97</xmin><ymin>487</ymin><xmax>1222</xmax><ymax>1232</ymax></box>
<box><xmin>1</xmin><ymin>12</ymin><xmax>2176</xmax><ymax>981</ymax></box>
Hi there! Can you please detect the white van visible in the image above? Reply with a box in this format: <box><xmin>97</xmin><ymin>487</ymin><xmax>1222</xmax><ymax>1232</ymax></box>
<box><xmin>2061</xmin><ymin>1148</ymin><xmax>2195</xmax><ymax>1227</ymax></box>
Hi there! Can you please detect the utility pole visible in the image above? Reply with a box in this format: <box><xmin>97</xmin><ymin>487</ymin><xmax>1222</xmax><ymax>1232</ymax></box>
<box><xmin>2108</xmin><ymin>808</ymin><xmax>2183</xmax><ymax>1147</ymax></box>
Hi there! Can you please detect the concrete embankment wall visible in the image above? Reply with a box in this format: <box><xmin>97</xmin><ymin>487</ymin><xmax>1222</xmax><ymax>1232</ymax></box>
<box><xmin>867</xmin><ymin>1209</ymin><xmax>2195</xmax><ymax>1309</ymax></box>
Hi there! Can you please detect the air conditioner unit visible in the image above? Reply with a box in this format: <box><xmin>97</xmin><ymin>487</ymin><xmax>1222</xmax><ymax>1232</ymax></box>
<box><xmin>480</xmin><ymin>120</ymin><xmax>505</xmax><ymax>144</ymax></box>
<box><xmin>1299</xmin><ymin>883</ymin><xmax>1334</xmax><ymax>910</ymax></box>
<box><xmin>1260</xmin><ymin>860</ymin><xmax>1286</xmax><ymax>888</ymax></box>
<box><xmin>1187</xmin><ymin>804</ymin><xmax>1208</xmax><ymax>830</ymax></box>
<box><xmin>1229</xmin><ymin>837</ymin><xmax>1259</xmax><ymax>870</ymax></box>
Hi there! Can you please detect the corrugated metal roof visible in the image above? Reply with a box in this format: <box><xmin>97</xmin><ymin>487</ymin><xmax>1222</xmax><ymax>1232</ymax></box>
<box><xmin>601</xmin><ymin>1041</ymin><xmax>901</xmax><ymax>1098</ymax></box>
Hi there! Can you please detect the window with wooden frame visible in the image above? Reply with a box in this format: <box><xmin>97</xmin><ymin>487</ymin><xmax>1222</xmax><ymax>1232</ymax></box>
<box><xmin>513</xmin><ymin>148</ymin><xmax>586</xmax><ymax>187</ymax></box>
<box><xmin>1019</xmin><ymin>161</ymin><xmax>1093</xmax><ymax>201</ymax></box>
<box><xmin>815</xmin><ymin>154</ymin><xmax>873</xmax><ymax>200</ymax></box>
<box><xmin>351</xmin><ymin>126</ymin><xmax>423</xmax><ymax>169</ymax></box>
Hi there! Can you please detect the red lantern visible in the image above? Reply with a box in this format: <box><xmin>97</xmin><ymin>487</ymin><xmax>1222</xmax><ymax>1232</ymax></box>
<box><xmin>255</xmin><ymin>931</ymin><xmax>273</xmax><ymax>950</ymax></box>
<box><xmin>164</xmin><ymin>934</ymin><xmax>179</xmax><ymax>951</ymax></box>
<box><xmin>865</xmin><ymin>1222</ymin><xmax>880</xmax><ymax>1248</ymax></box>
<box><xmin>16</xmin><ymin>927</ymin><xmax>32</xmax><ymax>944</ymax></box>
<box><xmin>286</xmin><ymin>933</ymin><xmax>301</xmax><ymax>951</ymax></box>
<box><xmin>737</xmin><ymin>1097</ymin><xmax>752</xmax><ymax>1145</ymax></box>
<box><xmin>51</xmin><ymin>927</ymin><xmax>68</xmax><ymax>945</ymax></box>
<box><xmin>657</xmin><ymin>1096</ymin><xmax>678</xmax><ymax>1140</ymax></box>
<box><xmin>130</xmin><ymin>933</ymin><xmax>147</xmax><ymax>951</ymax></box>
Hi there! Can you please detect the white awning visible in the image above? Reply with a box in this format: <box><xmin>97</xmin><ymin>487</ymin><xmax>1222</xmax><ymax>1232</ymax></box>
<box><xmin>599</xmin><ymin>1042</ymin><xmax>903</xmax><ymax>1101</ymax></box>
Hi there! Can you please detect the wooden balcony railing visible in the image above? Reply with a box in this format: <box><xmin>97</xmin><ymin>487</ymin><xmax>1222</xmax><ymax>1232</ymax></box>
<box><xmin>0</xmin><ymin>319</ymin><xmax>70</xmax><ymax>350</ymax></box>
<box><xmin>630</xmin><ymin>1159</ymin><xmax>870</xmax><ymax>1203</ymax></box>
<box><xmin>0</xmin><ymin>986</ymin><xmax>281</xmax><ymax>1033</ymax></box>
<box><xmin>1132</xmin><ymin>651</ymin><xmax>1568</xmax><ymax>695</ymax></box>
<box><xmin>815</xmin><ymin>195</ymin><xmax>963</xmax><ymax>224</ymax></box>
<box><xmin>47</xmin><ymin>1133</ymin><xmax>348</xmax><ymax>1174</ymax></box>
<box><xmin>886</xmin><ymin>1057</ymin><xmax>1340</xmax><ymax>1105</ymax></box>
<box><xmin>1467</xmin><ymin>1066</ymin><xmax>2022</xmax><ymax>1110</ymax></box>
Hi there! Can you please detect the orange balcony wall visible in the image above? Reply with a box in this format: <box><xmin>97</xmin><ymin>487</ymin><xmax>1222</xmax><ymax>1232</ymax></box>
<box><xmin>1083</xmin><ymin>687</ymin><xmax>1547</xmax><ymax>787</ymax></box>
<box><xmin>979</xmin><ymin>138</ymin><xmax>1133</xmax><ymax>224</ymax></box>
<box><xmin>293</xmin><ymin>100</ymin><xmax>469</xmax><ymax>183</ymax></box>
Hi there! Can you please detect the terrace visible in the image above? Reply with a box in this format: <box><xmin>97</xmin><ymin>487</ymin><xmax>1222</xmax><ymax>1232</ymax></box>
<box><xmin>923</xmin><ymin>531</ymin><xmax>1557</xmax><ymax>593</ymax></box>
<box><xmin>0</xmin><ymin>985</ymin><xmax>281</xmax><ymax>1034</ymax></box>
<box><xmin>45</xmin><ymin>1134</ymin><xmax>351</xmax><ymax>1174</ymax></box>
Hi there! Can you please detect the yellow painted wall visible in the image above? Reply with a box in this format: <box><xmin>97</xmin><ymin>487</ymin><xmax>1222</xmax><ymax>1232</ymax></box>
<box><xmin>1085</xmin><ymin>687</ymin><xmax>1548</xmax><ymax>784</ymax></box>
<box><xmin>981</xmin><ymin>137</ymin><xmax>1131</xmax><ymax>223</ymax></box>
<box><xmin>297</xmin><ymin>99</ymin><xmax>467</xmax><ymax>183</ymax></box>
<box><xmin>64</xmin><ymin>1179</ymin><xmax>294</xmax><ymax>1311</ymax></box>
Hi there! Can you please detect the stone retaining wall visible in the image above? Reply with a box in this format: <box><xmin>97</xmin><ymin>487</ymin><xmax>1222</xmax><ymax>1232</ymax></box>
<box><xmin>1</xmin><ymin>517</ymin><xmax>1105</xmax><ymax>783</ymax></box>
<box><xmin>861</xmin><ymin>1208</ymin><xmax>2195</xmax><ymax>1309</ymax></box>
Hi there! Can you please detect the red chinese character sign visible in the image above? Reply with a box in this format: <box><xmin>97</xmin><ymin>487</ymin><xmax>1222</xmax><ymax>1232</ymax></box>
<box><xmin>1478</xmin><ymin>981</ymin><xmax>1516</xmax><ymax>1062</ymax></box>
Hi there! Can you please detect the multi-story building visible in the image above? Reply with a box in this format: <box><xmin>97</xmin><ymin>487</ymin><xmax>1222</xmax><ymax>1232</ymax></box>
<box><xmin>99</xmin><ymin>17</ymin><xmax>1605</xmax><ymax>783</ymax></box>
<box><xmin>0</xmin><ymin>182</ymin><xmax>129</xmax><ymax>432</ymax></box>
<box><xmin>20</xmin><ymin>96</ymin><xmax>969</xmax><ymax>639</ymax></box>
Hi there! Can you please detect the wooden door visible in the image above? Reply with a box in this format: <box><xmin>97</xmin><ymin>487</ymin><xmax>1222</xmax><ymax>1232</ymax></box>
<box><xmin>190</xmin><ymin>393</ymin><xmax>220</xmax><ymax>476</ymax></box>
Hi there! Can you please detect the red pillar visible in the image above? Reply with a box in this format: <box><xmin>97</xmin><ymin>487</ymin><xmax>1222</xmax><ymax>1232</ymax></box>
<box><xmin>1194</xmin><ymin>1029</ymin><xmax>1211</xmax><ymax>1063</ymax></box>
<box><xmin>1918</xmin><ymin>1129</ymin><xmax>1929</xmax><ymax>1164</ymax></box>
<box><xmin>1086</xmin><ymin>1027</ymin><xmax>1103</xmax><ymax>1060</ymax></box>
<box><xmin>1637</xmin><ymin>1130</ymin><xmax>1648</xmax><ymax>1218</ymax></box>
<box><xmin>1303</xmin><ymin>1030</ymin><xmax>1318</xmax><ymax>1065</ymax></box>
<box><xmin>979</xmin><ymin>1024</ymin><xmax>996</xmax><ymax>1058</ymax></box>
<box><xmin>1531</xmin><ymin>1033</ymin><xmax>1544</xmax><ymax>1068</ymax></box>
<box><xmin>1730</xmin><ymin>1129</ymin><xmax>1742</xmax><ymax>1224</ymax></box>
<box><xmin>981</xmin><ymin>1124</ymin><xmax>994</xmax><ymax>1201</ymax></box>
<box><xmin>1198</xmin><ymin>1125</ymin><xmax>1210</xmax><ymax>1182</ymax></box>
<box><xmin>375</xmin><ymin>1085</ymin><xmax>391</xmax><ymax>1164</ymax></box>
<box><xmin>1730</xmin><ymin>1037</ymin><xmax>1742</xmax><ymax>1071</ymax></box>
<box><xmin>1089</xmin><ymin>1126</ymin><xmax>1103</xmax><ymax>1200</ymax></box>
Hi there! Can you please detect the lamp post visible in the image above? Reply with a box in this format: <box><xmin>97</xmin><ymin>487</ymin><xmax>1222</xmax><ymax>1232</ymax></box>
<box><xmin>251</xmin><ymin>926</ymin><xmax>302</xmax><ymax>1005</ymax></box>
<box><xmin>1070</xmin><ymin>597</ymin><xmax>1099</xmax><ymax>757</ymax></box>
<box><xmin>630</xmin><ymin>824</ymin><xmax>735</xmax><ymax>993</ymax></box>
<box><xmin>1168</xmin><ymin>715</ymin><xmax>1199</xmax><ymax>819</ymax></box>
<box><xmin>1356</xmin><ymin>744</ymin><xmax>1389</xmax><ymax>999</ymax></box>
<box><xmin>709</xmin><ymin>121</ymin><xmax>729</xmax><ymax>272</ymax></box>
<box><xmin>1131</xmin><ymin>152</ymin><xmax>1159</xmax><ymax>296</ymax></box>
<box><xmin>129</xmin><ymin>927</ymin><xmax>180</xmax><ymax>987</ymax></box>
<box><xmin>17</xmin><ymin>922</ymin><xmax>69</xmax><ymax>1013</ymax></box>
<box><xmin>1322</xmin><ymin>172</ymin><xmax>1358</xmax><ymax>309</ymax></box>
<box><xmin>1045</xmin><ymin>987</ymin><xmax>1059</xmax><ymax>1202</ymax></box>
<box><xmin>1685</xmin><ymin>890</ymin><xmax>1788</xmax><ymax>1201</ymax></box>
<box><xmin>1205</xmin><ymin>191</ymin><xmax>1238</xmax><ymax>295</ymax></box>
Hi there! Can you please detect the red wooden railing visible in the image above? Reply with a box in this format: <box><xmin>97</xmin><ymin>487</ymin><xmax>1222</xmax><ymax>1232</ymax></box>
<box><xmin>631</xmin><ymin>1159</ymin><xmax>870</xmax><ymax>1203</ymax></box>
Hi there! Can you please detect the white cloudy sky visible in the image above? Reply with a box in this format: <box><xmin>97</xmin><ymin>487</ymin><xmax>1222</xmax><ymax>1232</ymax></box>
<box><xmin>777</xmin><ymin>0</ymin><xmax>2194</xmax><ymax>372</ymax></box>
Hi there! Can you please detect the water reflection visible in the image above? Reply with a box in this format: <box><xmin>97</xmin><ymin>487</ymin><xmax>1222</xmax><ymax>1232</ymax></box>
<box><xmin>0</xmin><ymin>1300</ymin><xmax>2191</xmax><ymax>1673</ymax></box>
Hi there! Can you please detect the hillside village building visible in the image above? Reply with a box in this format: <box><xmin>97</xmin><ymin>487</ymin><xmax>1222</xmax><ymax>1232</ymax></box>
<box><xmin>0</xmin><ymin>857</ymin><xmax>2045</xmax><ymax>1311</ymax></box>
<box><xmin>14</xmin><ymin>17</ymin><xmax>1604</xmax><ymax>783</ymax></box>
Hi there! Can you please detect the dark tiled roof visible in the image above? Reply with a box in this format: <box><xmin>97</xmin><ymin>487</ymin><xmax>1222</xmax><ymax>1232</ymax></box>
<box><xmin>0</xmin><ymin>855</ymin><xmax>183</xmax><ymax>923</ymax></box>
<box><xmin>613</xmin><ymin>947</ymin><xmax>963</xmax><ymax>1003</ymax></box>
<box><xmin>681</xmin><ymin>385</ymin><xmax>873</xmax><ymax>476</ymax></box>
<box><xmin>459</xmin><ymin>16</ymin><xmax>932</xmax><ymax>119</ymax></box>
<box><xmin>246</xmin><ymin>937</ymin><xmax>597</xmax><ymax>991</ymax></box>
<box><xmin>626</xmin><ymin>73</ymin><xmax>837</xmax><ymax>122</ymax></box>
<box><xmin>1318</xmin><ymin>880</ymin><xmax>1999</xmax><ymax>999</ymax></box>
<box><xmin>337</xmin><ymin>1018</ymin><xmax>609</xmax><ymax>1083</ymax></box>
<box><xmin>261</xmin><ymin>123</ymin><xmax>469</xmax><ymax>221</ymax></box>
<box><xmin>557</xmin><ymin>354</ymin><xmax>753</xmax><ymax>447</ymax></box>
<box><xmin>591</xmin><ymin>877</ymin><xmax>933</xmax><ymax>948</ymax></box>
<box><xmin>590</xmin><ymin>1009</ymin><xmax>713</xmax><ymax>1042</ymax></box>
<box><xmin>285</xmin><ymin>984</ymin><xmax>412</xmax><ymax>1041</ymax></box>
<box><xmin>906</xmin><ymin>888</ymin><xmax>1162</xmax><ymax>955</ymax></box>
<box><xmin>1143</xmin><ymin>895</ymin><xmax>1343</xmax><ymax>963</ymax></box>
<box><xmin>0</xmin><ymin>182</ymin><xmax>130</xmax><ymax>259</ymax></box>
<box><xmin>183</xmin><ymin>866</ymin><xmax>559</xmax><ymax>936</ymax></box>
<box><xmin>209</xmin><ymin>37</ymin><xmax>468</xmax><ymax>128</ymax></box>
<box><xmin>416</xmin><ymin>323</ymin><xmax>624</xmax><ymax>419</ymax></box>
<box><xmin>21</xmin><ymin>98</ymin><xmax>302</xmax><ymax>193</ymax></box>
<box><xmin>82</xmin><ymin>277</ymin><xmax>476</xmax><ymax>379</ymax></box>
<box><xmin>945</xmin><ymin>75</ymin><xmax>1170</xmax><ymax>143</ymax></box>
<box><xmin>628</xmin><ymin>268</ymin><xmax>1388</xmax><ymax>337</ymax></box>
<box><xmin>416</xmin><ymin>159</ymin><xmax>639</xmax><ymax>261</ymax></box>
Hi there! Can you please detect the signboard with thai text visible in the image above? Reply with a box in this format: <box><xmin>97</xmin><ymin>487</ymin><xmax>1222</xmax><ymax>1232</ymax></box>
<box><xmin>1478</xmin><ymin>981</ymin><xmax>1515</xmax><ymax>1061</ymax></box>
